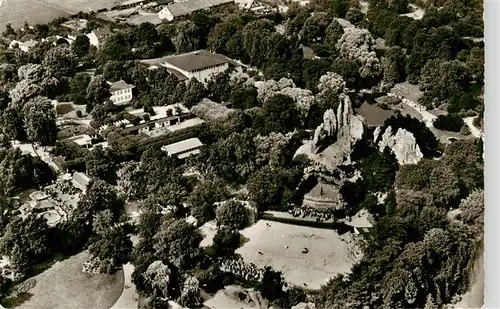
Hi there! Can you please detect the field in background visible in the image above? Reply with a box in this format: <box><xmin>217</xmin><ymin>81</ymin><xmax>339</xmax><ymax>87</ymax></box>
<box><xmin>0</xmin><ymin>0</ymin><xmax>121</xmax><ymax>30</ymax></box>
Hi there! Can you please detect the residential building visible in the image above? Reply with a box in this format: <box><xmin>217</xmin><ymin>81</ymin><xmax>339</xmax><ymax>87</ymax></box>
<box><xmin>9</xmin><ymin>39</ymin><xmax>37</xmax><ymax>52</ymax></box>
<box><xmin>158</xmin><ymin>0</ymin><xmax>234</xmax><ymax>21</ymax></box>
<box><xmin>67</xmin><ymin>134</ymin><xmax>93</xmax><ymax>148</ymax></box>
<box><xmin>71</xmin><ymin>172</ymin><xmax>92</xmax><ymax>193</ymax></box>
<box><xmin>109</xmin><ymin>80</ymin><xmax>135</xmax><ymax>106</ymax></box>
<box><xmin>159</xmin><ymin>50</ymin><xmax>231</xmax><ymax>85</ymax></box>
<box><xmin>86</xmin><ymin>27</ymin><xmax>112</xmax><ymax>49</ymax></box>
<box><xmin>161</xmin><ymin>138</ymin><xmax>203</xmax><ymax>159</ymax></box>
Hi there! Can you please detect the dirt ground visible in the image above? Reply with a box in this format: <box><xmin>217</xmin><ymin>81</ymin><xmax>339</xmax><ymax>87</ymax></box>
<box><xmin>11</xmin><ymin>251</ymin><xmax>124</xmax><ymax>309</ymax></box>
<box><xmin>236</xmin><ymin>220</ymin><xmax>355</xmax><ymax>290</ymax></box>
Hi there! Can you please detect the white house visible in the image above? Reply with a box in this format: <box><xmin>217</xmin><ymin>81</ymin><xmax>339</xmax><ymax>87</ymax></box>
<box><xmin>160</xmin><ymin>50</ymin><xmax>231</xmax><ymax>85</ymax></box>
<box><xmin>108</xmin><ymin>80</ymin><xmax>135</xmax><ymax>106</ymax></box>
<box><xmin>158</xmin><ymin>0</ymin><xmax>234</xmax><ymax>21</ymax></box>
<box><xmin>9</xmin><ymin>39</ymin><xmax>37</xmax><ymax>52</ymax></box>
<box><xmin>161</xmin><ymin>138</ymin><xmax>203</xmax><ymax>159</ymax></box>
<box><xmin>86</xmin><ymin>27</ymin><xmax>112</xmax><ymax>49</ymax></box>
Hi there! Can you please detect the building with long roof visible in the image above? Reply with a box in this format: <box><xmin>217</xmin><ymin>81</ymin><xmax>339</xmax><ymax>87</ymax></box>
<box><xmin>158</xmin><ymin>0</ymin><xmax>234</xmax><ymax>21</ymax></box>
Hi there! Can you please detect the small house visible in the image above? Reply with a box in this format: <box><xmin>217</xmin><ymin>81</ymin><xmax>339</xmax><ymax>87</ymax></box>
<box><xmin>161</xmin><ymin>137</ymin><xmax>203</xmax><ymax>159</ymax></box>
<box><xmin>71</xmin><ymin>172</ymin><xmax>91</xmax><ymax>193</ymax></box>
<box><xmin>86</xmin><ymin>27</ymin><xmax>112</xmax><ymax>49</ymax></box>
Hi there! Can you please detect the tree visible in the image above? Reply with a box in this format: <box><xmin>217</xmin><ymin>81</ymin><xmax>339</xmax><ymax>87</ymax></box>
<box><xmin>433</xmin><ymin>114</ymin><xmax>464</xmax><ymax>132</ymax></box>
<box><xmin>0</xmin><ymin>215</ymin><xmax>52</xmax><ymax>269</ymax></box>
<box><xmin>299</xmin><ymin>12</ymin><xmax>331</xmax><ymax>45</ymax></box>
<box><xmin>242</xmin><ymin>19</ymin><xmax>276</xmax><ymax>66</ymax></box>
<box><xmin>254</xmin><ymin>132</ymin><xmax>291</xmax><ymax>168</ymax></box>
<box><xmin>0</xmin><ymin>108</ymin><xmax>26</xmax><ymax>141</ymax></box>
<box><xmin>179</xmin><ymin>276</ymin><xmax>203</xmax><ymax>307</ymax></box>
<box><xmin>311</xmin><ymin>0</ymin><xmax>349</xmax><ymax>18</ymax></box>
<box><xmin>8</xmin><ymin>79</ymin><xmax>43</xmax><ymax>108</ymax></box>
<box><xmin>230</xmin><ymin>86</ymin><xmax>259</xmax><ymax>110</ymax></box>
<box><xmin>23</xmin><ymin>96</ymin><xmax>57</xmax><ymax>145</ymax></box>
<box><xmin>324</xmin><ymin>19</ymin><xmax>344</xmax><ymax>51</ymax></box>
<box><xmin>207</xmin><ymin>16</ymin><xmax>245</xmax><ymax>57</ymax></box>
<box><xmin>211</xmin><ymin>228</ymin><xmax>241</xmax><ymax>256</ymax></box>
<box><xmin>260</xmin><ymin>94</ymin><xmax>301</xmax><ymax>134</ymax></box>
<box><xmin>70</xmin><ymin>73</ymin><xmax>91</xmax><ymax>99</ymax></box>
<box><xmin>443</xmin><ymin>139</ymin><xmax>483</xmax><ymax>193</ymax></box>
<box><xmin>173</xmin><ymin>21</ymin><xmax>200</xmax><ymax>53</ymax></box>
<box><xmin>260</xmin><ymin>267</ymin><xmax>285</xmax><ymax>302</ymax></box>
<box><xmin>247</xmin><ymin>165</ymin><xmax>303</xmax><ymax>211</ymax></box>
<box><xmin>153</xmin><ymin>218</ymin><xmax>202</xmax><ymax>269</ymax></box>
<box><xmin>72</xmin><ymin>35</ymin><xmax>90</xmax><ymax>57</ymax></box>
<box><xmin>215</xmin><ymin>200</ymin><xmax>248</xmax><ymax>230</ymax></box>
<box><xmin>88</xmin><ymin>225</ymin><xmax>133</xmax><ymax>269</ymax></box>
<box><xmin>143</xmin><ymin>260</ymin><xmax>174</xmax><ymax>298</ymax></box>
<box><xmin>92</xmin><ymin>209</ymin><xmax>114</xmax><ymax>236</ymax></box>
<box><xmin>345</xmin><ymin>7</ymin><xmax>364</xmax><ymax>24</ymax></box>
<box><xmin>75</xmin><ymin>179</ymin><xmax>122</xmax><ymax>224</ymax></box>
<box><xmin>132</xmin><ymin>22</ymin><xmax>159</xmax><ymax>58</ymax></box>
<box><xmin>183</xmin><ymin>78</ymin><xmax>206</xmax><ymax>108</ymax></box>
<box><xmin>189</xmin><ymin>179</ymin><xmax>229</xmax><ymax>224</ymax></box>
<box><xmin>382</xmin><ymin>46</ymin><xmax>406</xmax><ymax>88</ymax></box>
<box><xmin>86</xmin><ymin>75</ymin><xmax>111</xmax><ymax>110</ymax></box>
<box><xmin>98</xmin><ymin>33</ymin><xmax>132</xmax><ymax>64</ymax></box>
<box><xmin>360</xmin><ymin>148</ymin><xmax>398</xmax><ymax>193</ymax></box>
<box><xmin>419</xmin><ymin>59</ymin><xmax>470</xmax><ymax>104</ymax></box>
<box><xmin>336</xmin><ymin>28</ymin><xmax>381</xmax><ymax>79</ymax></box>
<box><xmin>42</xmin><ymin>45</ymin><xmax>77</xmax><ymax>79</ymax></box>
<box><xmin>85</xmin><ymin>146</ymin><xmax>115</xmax><ymax>182</ymax></box>
<box><xmin>117</xmin><ymin>161</ymin><xmax>147</xmax><ymax>201</ymax></box>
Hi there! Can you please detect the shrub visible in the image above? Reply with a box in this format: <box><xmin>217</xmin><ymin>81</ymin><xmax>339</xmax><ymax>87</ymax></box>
<box><xmin>76</xmin><ymin>110</ymin><xmax>83</xmax><ymax>118</ymax></box>
<box><xmin>460</xmin><ymin>124</ymin><xmax>471</xmax><ymax>136</ymax></box>
<box><xmin>215</xmin><ymin>200</ymin><xmax>248</xmax><ymax>230</ymax></box>
<box><xmin>433</xmin><ymin>114</ymin><xmax>464</xmax><ymax>132</ymax></box>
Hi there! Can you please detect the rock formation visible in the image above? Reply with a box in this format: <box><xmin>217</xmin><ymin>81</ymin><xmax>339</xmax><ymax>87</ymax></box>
<box><xmin>378</xmin><ymin>126</ymin><xmax>423</xmax><ymax>165</ymax></box>
<box><xmin>312</xmin><ymin>94</ymin><xmax>364</xmax><ymax>156</ymax></box>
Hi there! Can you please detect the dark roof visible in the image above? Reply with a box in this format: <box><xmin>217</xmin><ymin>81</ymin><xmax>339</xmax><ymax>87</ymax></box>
<box><xmin>165</xmin><ymin>0</ymin><xmax>234</xmax><ymax>17</ymax></box>
<box><xmin>166</xmin><ymin>67</ymin><xmax>188</xmax><ymax>81</ymax></box>
<box><xmin>109</xmin><ymin>80</ymin><xmax>135</xmax><ymax>92</ymax></box>
<box><xmin>121</xmin><ymin>123</ymin><xmax>151</xmax><ymax>134</ymax></box>
<box><xmin>155</xmin><ymin>0</ymin><xmax>174</xmax><ymax>5</ymax></box>
<box><xmin>92</xmin><ymin>27</ymin><xmax>111</xmax><ymax>40</ymax></box>
<box><xmin>164</xmin><ymin>50</ymin><xmax>229</xmax><ymax>72</ymax></box>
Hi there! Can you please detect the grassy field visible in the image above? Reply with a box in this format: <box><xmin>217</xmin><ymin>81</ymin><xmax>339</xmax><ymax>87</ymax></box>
<box><xmin>4</xmin><ymin>251</ymin><xmax>124</xmax><ymax>309</ymax></box>
<box><xmin>0</xmin><ymin>0</ymin><xmax>121</xmax><ymax>30</ymax></box>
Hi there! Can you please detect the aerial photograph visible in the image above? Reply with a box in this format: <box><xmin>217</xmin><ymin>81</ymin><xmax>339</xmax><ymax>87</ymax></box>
<box><xmin>0</xmin><ymin>0</ymin><xmax>485</xmax><ymax>308</ymax></box>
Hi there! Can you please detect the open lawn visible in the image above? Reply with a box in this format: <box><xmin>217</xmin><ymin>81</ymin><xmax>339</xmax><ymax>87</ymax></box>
<box><xmin>236</xmin><ymin>220</ymin><xmax>355</xmax><ymax>290</ymax></box>
<box><xmin>6</xmin><ymin>251</ymin><xmax>124</xmax><ymax>309</ymax></box>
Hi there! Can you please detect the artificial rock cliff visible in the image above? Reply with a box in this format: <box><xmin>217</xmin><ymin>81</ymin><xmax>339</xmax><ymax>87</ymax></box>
<box><xmin>378</xmin><ymin>126</ymin><xmax>423</xmax><ymax>165</ymax></box>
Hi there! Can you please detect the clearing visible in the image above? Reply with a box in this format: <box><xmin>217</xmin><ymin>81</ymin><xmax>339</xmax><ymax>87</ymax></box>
<box><xmin>7</xmin><ymin>251</ymin><xmax>124</xmax><ymax>309</ymax></box>
<box><xmin>236</xmin><ymin>220</ymin><xmax>355</xmax><ymax>290</ymax></box>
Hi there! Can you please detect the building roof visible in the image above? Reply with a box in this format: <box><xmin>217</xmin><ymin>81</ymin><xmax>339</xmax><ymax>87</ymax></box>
<box><xmin>72</xmin><ymin>172</ymin><xmax>91</xmax><ymax>189</ymax></box>
<box><xmin>109</xmin><ymin>80</ymin><xmax>135</xmax><ymax>92</ymax></box>
<box><xmin>67</xmin><ymin>134</ymin><xmax>92</xmax><ymax>146</ymax></box>
<box><xmin>92</xmin><ymin>27</ymin><xmax>112</xmax><ymax>40</ymax></box>
<box><xmin>164</xmin><ymin>50</ymin><xmax>230</xmax><ymax>72</ymax></box>
<box><xmin>161</xmin><ymin>137</ymin><xmax>203</xmax><ymax>156</ymax></box>
<box><xmin>164</xmin><ymin>0</ymin><xmax>234</xmax><ymax>18</ymax></box>
<box><xmin>166</xmin><ymin>67</ymin><xmax>189</xmax><ymax>81</ymax></box>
